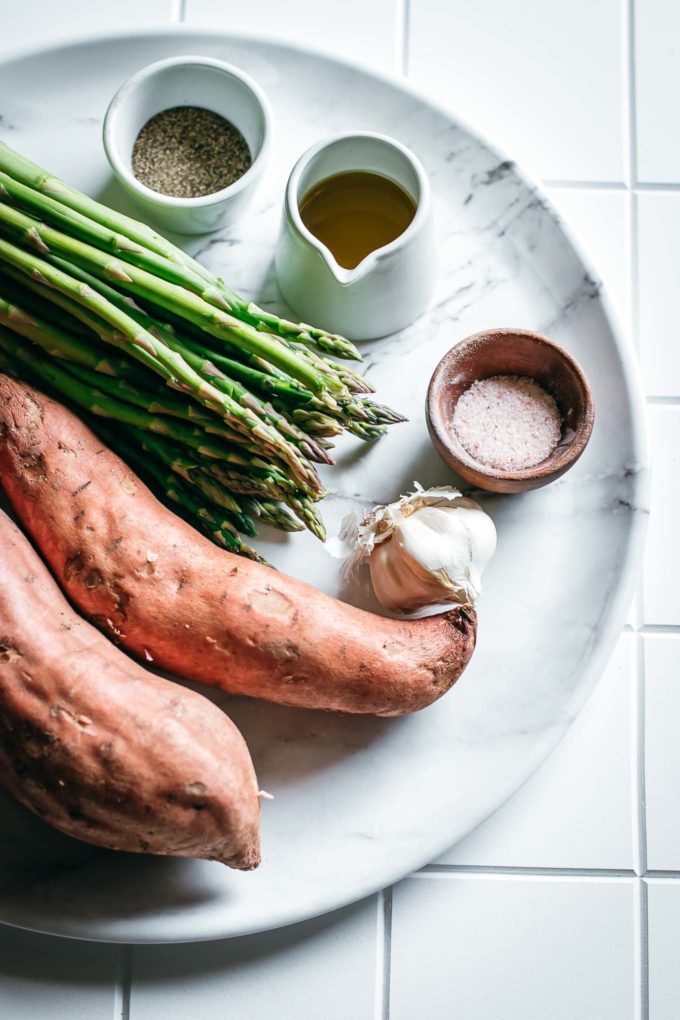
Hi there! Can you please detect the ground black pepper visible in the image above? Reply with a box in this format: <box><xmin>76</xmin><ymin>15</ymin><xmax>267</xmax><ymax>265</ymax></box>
<box><xmin>131</xmin><ymin>106</ymin><xmax>252</xmax><ymax>198</ymax></box>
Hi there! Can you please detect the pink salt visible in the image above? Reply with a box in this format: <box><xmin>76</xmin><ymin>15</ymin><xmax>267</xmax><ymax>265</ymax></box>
<box><xmin>451</xmin><ymin>374</ymin><xmax>562</xmax><ymax>471</ymax></box>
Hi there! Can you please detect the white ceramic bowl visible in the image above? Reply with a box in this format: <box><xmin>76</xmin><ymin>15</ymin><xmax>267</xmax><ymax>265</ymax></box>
<box><xmin>103</xmin><ymin>55</ymin><xmax>272</xmax><ymax>235</ymax></box>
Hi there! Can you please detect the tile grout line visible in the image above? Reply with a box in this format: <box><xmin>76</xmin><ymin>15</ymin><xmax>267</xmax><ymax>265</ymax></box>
<box><xmin>625</xmin><ymin>3</ymin><xmax>649</xmax><ymax>1017</ymax></box>
<box><xmin>632</xmin><ymin>628</ymin><xmax>649</xmax><ymax>1019</ymax></box>
<box><xmin>630</xmin><ymin>190</ymin><xmax>641</xmax><ymax>356</ymax></box>
<box><xmin>647</xmin><ymin>395</ymin><xmax>680</xmax><ymax>405</ymax></box>
<box><xmin>382</xmin><ymin>887</ymin><xmax>393</xmax><ymax>1020</ymax></box>
<box><xmin>634</xmin><ymin>876</ymin><xmax>642</xmax><ymax>1020</ymax></box>
<box><xmin>401</xmin><ymin>0</ymin><xmax>410</xmax><ymax>77</ymax></box>
<box><xmin>544</xmin><ymin>179</ymin><xmax>628</xmax><ymax>190</ymax></box>
<box><xmin>635</xmin><ymin>180</ymin><xmax>680</xmax><ymax>191</ymax></box>
<box><xmin>374</xmin><ymin>890</ymin><xmax>385</xmax><ymax>1020</ymax></box>
<box><xmin>640</xmin><ymin>879</ymin><xmax>650</xmax><ymax>1020</ymax></box>
<box><xmin>625</xmin><ymin>0</ymin><xmax>641</xmax><ymax>355</ymax></box>
<box><xmin>416</xmin><ymin>867</ymin><xmax>680</xmax><ymax>880</ymax></box>
<box><xmin>626</xmin><ymin>0</ymin><xmax>639</xmax><ymax>189</ymax></box>
<box><xmin>380</xmin><ymin>8</ymin><xmax>405</xmax><ymax>1014</ymax></box>
<box><xmin>635</xmin><ymin>633</ymin><xmax>648</xmax><ymax>878</ymax></box>
<box><xmin>113</xmin><ymin>945</ymin><xmax>132</xmax><ymax>1020</ymax></box>
<box><xmin>543</xmin><ymin>180</ymin><xmax>680</xmax><ymax>194</ymax></box>
<box><xmin>418</xmin><ymin>865</ymin><xmax>639</xmax><ymax>878</ymax></box>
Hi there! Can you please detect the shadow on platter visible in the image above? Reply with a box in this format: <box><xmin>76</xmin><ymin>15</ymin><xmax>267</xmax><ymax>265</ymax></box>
<box><xmin>165</xmin><ymin>669</ymin><xmax>404</xmax><ymax>789</ymax></box>
<box><xmin>0</xmin><ymin>790</ymin><xmax>226</xmax><ymax>922</ymax></box>
<box><xmin>226</xmin><ymin>695</ymin><xmax>403</xmax><ymax>788</ymax></box>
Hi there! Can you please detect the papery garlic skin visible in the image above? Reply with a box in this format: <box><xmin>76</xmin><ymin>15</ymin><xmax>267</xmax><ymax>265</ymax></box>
<box><xmin>343</xmin><ymin>485</ymin><xmax>496</xmax><ymax>615</ymax></box>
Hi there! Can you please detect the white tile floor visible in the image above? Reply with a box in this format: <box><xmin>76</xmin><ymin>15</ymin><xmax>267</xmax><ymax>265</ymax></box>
<box><xmin>185</xmin><ymin>0</ymin><xmax>403</xmax><ymax>72</ymax></box>
<box><xmin>0</xmin><ymin>1</ymin><xmax>678</xmax><ymax>1018</ymax></box>
<box><xmin>390</xmin><ymin>875</ymin><xmax>638</xmax><ymax>1020</ymax></box>
<box><xmin>643</xmin><ymin>407</ymin><xmax>679</xmax><ymax>627</ymax></box>
<box><xmin>408</xmin><ymin>0</ymin><xmax>628</xmax><ymax>182</ymax></box>
<box><xmin>129</xmin><ymin>899</ymin><xmax>379</xmax><ymax>1020</ymax></box>
<box><xmin>644</xmin><ymin>637</ymin><xmax>680</xmax><ymax>871</ymax></box>
<box><xmin>634</xmin><ymin>0</ymin><xmax>680</xmax><ymax>183</ymax></box>
<box><xmin>647</xmin><ymin>881</ymin><xmax>680</xmax><ymax>1020</ymax></box>
<box><xmin>638</xmin><ymin>194</ymin><xmax>680</xmax><ymax>397</ymax></box>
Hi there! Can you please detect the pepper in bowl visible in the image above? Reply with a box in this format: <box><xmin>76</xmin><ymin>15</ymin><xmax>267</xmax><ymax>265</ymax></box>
<box><xmin>103</xmin><ymin>55</ymin><xmax>272</xmax><ymax>234</ymax></box>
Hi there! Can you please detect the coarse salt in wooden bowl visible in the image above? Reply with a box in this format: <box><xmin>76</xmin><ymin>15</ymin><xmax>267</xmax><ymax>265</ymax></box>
<box><xmin>426</xmin><ymin>328</ymin><xmax>595</xmax><ymax>494</ymax></box>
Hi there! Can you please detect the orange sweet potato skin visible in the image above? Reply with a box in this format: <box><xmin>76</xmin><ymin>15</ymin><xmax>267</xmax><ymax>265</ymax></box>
<box><xmin>0</xmin><ymin>508</ymin><xmax>260</xmax><ymax>869</ymax></box>
<box><xmin>0</xmin><ymin>375</ymin><xmax>476</xmax><ymax>716</ymax></box>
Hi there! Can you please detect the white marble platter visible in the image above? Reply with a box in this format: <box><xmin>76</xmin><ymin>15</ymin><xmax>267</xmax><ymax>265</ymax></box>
<box><xmin>0</xmin><ymin>29</ymin><xmax>648</xmax><ymax>943</ymax></box>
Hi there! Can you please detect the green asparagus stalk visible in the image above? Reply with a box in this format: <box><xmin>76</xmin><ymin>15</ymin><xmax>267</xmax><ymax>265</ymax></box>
<box><xmin>210</xmin><ymin>283</ymin><xmax>362</xmax><ymax>360</ymax></box>
<box><xmin>179</xmin><ymin>333</ymin><xmax>316</xmax><ymax>405</ymax></box>
<box><xmin>0</xmin><ymin>142</ymin><xmax>192</xmax><ymax>265</ymax></box>
<box><xmin>92</xmin><ymin>421</ymin><xmax>266</xmax><ymax>557</ymax></box>
<box><xmin>0</xmin><ymin>280</ymin><xmax>276</xmax><ymax>456</ymax></box>
<box><xmin>0</xmin><ymin>291</ymin><xmax>124</xmax><ymax>378</ymax></box>
<box><xmin>0</xmin><ymin>141</ymin><xmax>409</xmax><ymax>553</ymax></box>
<box><xmin>12</xmin><ymin>250</ymin><xmax>334</xmax><ymax>465</ymax></box>
<box><xmin>0</xmin><ymin>325</ymin><xmax>282</xmax><ymax>468</ymax></box>
<box><xmin>0</xmin><ymin>169</ymin><xmax>219</xmax><ymax>295</ymax></box>
<box><xmin>0</xmin><ymin>199</ymin><xmax>345</xmax><ymax>396</ymax></box>
<box><xmin>126</xmin><ymin>428</ymin><xmax>316</xmax><ymax>535</ymax></box>
<box><xmin>0</xmin><ymin>267</ymin><xmax>93</xmax><ymax>338</ymax></box>
<box><xmin>0</xmin><ymin>323</ymin><xmax>326</xmax><ymax>537</ymax></box>
<box><xmin>111</xmin><ymin>439</ymin><xmax>258</xmax><ymax>537</ymax></box>
<box><xmin>0</xmin><ymin>329</ymin><xmax>265</xmax><ymax>557</ymax></box>
<box><xmin>0</xmin><ymin>235</ymin><xmax>324</xmax><ymax>494</ymax></box>
<box><xmin>110</xmin><ymin>425</ymin><xmax>301</xmax><ymax>533</ymax></box>
<box><xmin>0</xmin><ymin>142</ymin><xmax>361</xmax><ymax>359</ymax></box>
<box><xmin>237</xmin><ymin>493</ymin><xmax>303</xmax><ymax>533</ymax></box>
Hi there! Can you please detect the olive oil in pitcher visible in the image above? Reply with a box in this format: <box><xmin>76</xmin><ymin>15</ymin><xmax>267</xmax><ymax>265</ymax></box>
<box><xmin>299</xmin><ymin>170</ymin><xmax>417</xmax><ymax>270</ymax></box>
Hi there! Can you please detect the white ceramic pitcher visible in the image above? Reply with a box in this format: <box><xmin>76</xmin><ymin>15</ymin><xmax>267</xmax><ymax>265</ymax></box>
<box><xmin>275</xmin><ymin>132</ymin><xmax>436</xmax><ymax>342</ymax></box>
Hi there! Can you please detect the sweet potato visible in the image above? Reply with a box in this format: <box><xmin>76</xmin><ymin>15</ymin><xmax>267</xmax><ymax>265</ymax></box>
<box><xmin>0</xmin><ymin>374</ymin><xmax>477</xmax><ymax>716</ymax></box>
<box><xmin>0</xmin><ymin>508</ymin><xmax>260</xmax><ymax>869</ymax></box>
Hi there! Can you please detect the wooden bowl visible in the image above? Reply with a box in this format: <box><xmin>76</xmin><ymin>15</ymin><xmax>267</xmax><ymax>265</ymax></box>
<box><xmin>426</xmin><ymin>328</ymin><xmax>595</xmax><ymax>494</ymax></box>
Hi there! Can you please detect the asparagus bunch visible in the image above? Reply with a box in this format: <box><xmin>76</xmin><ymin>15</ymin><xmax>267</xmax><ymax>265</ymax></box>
<box><xmin>0</xmin><ymin>142</ymin><xmax>406</xmax><ymax>555</ymax></box>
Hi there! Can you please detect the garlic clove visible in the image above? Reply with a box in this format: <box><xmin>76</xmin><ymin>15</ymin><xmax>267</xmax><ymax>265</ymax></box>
<box><xmin>337</xmin><ymin>484</ymin><xmax>496</xmax><ymax>616</ymax></box>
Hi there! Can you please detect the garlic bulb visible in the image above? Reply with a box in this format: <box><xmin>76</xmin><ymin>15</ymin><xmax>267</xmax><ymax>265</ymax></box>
<box><xmin>341</xmin><ymin>484</ymin><xmax>496</xmax><ymax>615</ymax></box>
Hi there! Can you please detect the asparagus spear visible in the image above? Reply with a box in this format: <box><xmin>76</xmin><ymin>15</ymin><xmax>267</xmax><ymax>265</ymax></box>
<box><xmin>0</xmin><ymin>142</ymin><xmax>192</xmax><ymax>266</ymax></box>
<box><xmin>8</xmin><ymin>248</ymin><xmax>334</xmax><ymax>466</ymax></box>
<box><xmin>0</xmin><ymin>235</ymin><xmax>324</xmax><ymax>493</ymax></box>
<box><xmin>113</xmin><ymin>425</ymin><xmax>302</xmax><ymax>532</ymax></box>
<box><xmin>113</xmin><ymin>441</ymin><xmax>259</xmax><ymax>537</ymax></box>
<box><xmin>0</xmin><ymin>325</ymin><xmax>277</xmax><ymax>467</ymax></box>
<box><xmin>92</xmin><ymin>420</ymin><xmax>267</xmax><ymax>557</ymax></box>
<box><xmin>0</xmin><ymin>331</ymin><xmax>266</xmax><ymax>558</ymax></box>
<box><xmin>0</xmin><ymin>324</ymin><xmax>326</xmax><ymax>536</ymax></box>
<box><xmin>0</xmin><ymin>142</ymin><xmax>361</xmax><ymax>359</ymax></box>
<box><xmin>0</xmin><ymin>141</ymin><xmax>407</xmax><ymax>550</ymax></box>
<box><xmin>179</xmin><ymin>332</ymin><xmax>317</xmax><ymax>405</ymax></box>
<box><xmin>120</xmin><ymin>425</ymin><xmax>320</xmax><ymax>535</ymax></box>
<box><xmin>0</xmin><ymin>199</ymin><xmax>346</xmax><ymax>395</ymax></box>
<box><xmin>0</xmin><ymin>281</ymin><xmax>277</xmax><ymax>458</ymax></box>
<box><xmin>0</xmin><ymin>267</ymin><xmax>93</xmax><ymax>338</ymax></box>
<box><xmin>234</xmin><ymin>493</ymin><xmax>303</xmax><ymax>533</ymax></box>
<box><xmin>0</xmin><ymin>291</ymin><xmax>124</xmax><ymax>377</ymax></box>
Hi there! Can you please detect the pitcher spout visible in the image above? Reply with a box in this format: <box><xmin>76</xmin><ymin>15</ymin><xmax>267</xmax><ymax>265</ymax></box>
<box><xmin>324</xmin><ymin>248</ymin><xmax>381</xmax><ymax>286</ymax></box>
